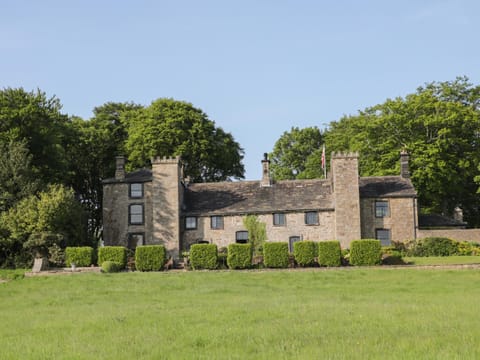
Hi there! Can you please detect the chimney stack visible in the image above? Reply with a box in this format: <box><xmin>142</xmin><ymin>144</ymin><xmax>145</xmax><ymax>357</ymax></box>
<box><xmin>260</xmin><ymin>153</ymin><xmax>272</xmax><ymax>187</ymax></box>
<box><xmin>400</xmin><ymin>150</ymin><xmax>410</xmax><ymax>178</ymax></box>
<box><xmin>115</xmin><ymin>155</ymin><xmax>126</xmax><ymax>180</ymax></box>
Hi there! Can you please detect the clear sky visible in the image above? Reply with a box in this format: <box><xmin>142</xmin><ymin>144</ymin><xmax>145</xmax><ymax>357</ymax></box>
<box><xmin>2</xmin><ymin>0</ymin><xmax>479</xmax><ymax>180</ymax></box>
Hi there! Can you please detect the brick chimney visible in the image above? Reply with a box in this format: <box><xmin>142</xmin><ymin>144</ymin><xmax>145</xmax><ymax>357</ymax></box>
<box><xmin>115</xmin><ymin>156</ymin><xmax>126</xmax><ymax>180</ymax></box>
<box><xmin>260</xmin><ymin>153</ymin><xmax>272</xmax><ymax>187</ymax></box>
<box><xmin>400</xmin><ymin>150</ymin><xmax>410</xmax><ymax>178</ymax></box>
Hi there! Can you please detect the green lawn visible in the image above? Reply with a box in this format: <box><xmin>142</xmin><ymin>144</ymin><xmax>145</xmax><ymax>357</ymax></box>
<box><xmin>404</xmin><ymin>255</ymin><xmax>480</xmax><ymax>266</ymax></box>
<box><xmin>1</xmin><ymin>269</ymin><xmax>480</xmax><ymax>359</ymax></box>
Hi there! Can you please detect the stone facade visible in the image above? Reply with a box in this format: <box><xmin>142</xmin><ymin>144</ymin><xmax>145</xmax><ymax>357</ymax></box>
<box><xmin>102</xmin><ymin>152</ymin><xmax>419</xmax><ymax>258</ymax></box>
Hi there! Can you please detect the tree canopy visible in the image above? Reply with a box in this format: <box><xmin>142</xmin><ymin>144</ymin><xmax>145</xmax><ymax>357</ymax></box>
<box><xmin>269</xmin><ymin>126</ymin><xmax>323</xmax><ymax>180</ymax></box>
<box><xmin>126</xmin><ymin>98</ymin><xmax>244</xmax><ymax>182</ymax></box>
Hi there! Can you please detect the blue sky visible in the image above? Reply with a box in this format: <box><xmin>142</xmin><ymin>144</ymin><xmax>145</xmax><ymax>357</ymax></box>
<box><xmin>2</xmin><ymin>0</ymin><xmax>479</xmax><ymax>179</ymax></box>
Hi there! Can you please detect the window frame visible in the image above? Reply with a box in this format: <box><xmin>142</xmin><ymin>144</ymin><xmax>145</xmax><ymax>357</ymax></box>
<box><xmin>375</xmin><ymin>228</ymin><xmax>391</xmax><ymax>246</ymax></box>
<box><xmin>129</xmin><ymin>204</ymin><xmax>144</xmax><ymax>225</ymax></box>
<box><xmin>129</xmin><ymin>183</ymin><xmax>144</xmax><ymax>198</ymax></box>
<box><xmin>289</xmin><ymin>236</ymin><xmax>301</xmax><ymax>253</ymax></box>
<box><xmin>210</xmin><ymin>216</ymin><xmax>224</xmax><ymax>230</ymax></box>
<box><xmin>273</xmin><ymin>213</ymin><xmax>286</xmax><ymax>226</ymax></box>
<box><xmin>304</xmin><ymin>211</ymin><xmax>319</xmax><ymax>225</ymax></box>
<box><xmin>235</xmin><ymin>231</ymin><xmax>249</xmax><ymax>244</ymax></box>
<box><xmin>185</xmin><ymin>216</ymin><xmax>197</xmax><ymax>230</ymax></box>
<box><xmin>375</xmin><ymin>200</ymin><xmax>390</xmax><ymax>218</ymax></box>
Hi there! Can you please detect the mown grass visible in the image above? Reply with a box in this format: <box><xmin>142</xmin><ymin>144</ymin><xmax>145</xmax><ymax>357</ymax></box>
<box><xmin>404</xmin><ymin>255</ymin><xmax>480</xmax><ymax>266</ymax></box>
<box><xmin>1</xmin><ymin>269</ymin><xmax>480</xmax><ymax>359</ymax></box>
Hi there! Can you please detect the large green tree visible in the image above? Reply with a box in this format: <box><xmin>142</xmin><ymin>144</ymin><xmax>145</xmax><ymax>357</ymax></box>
<box><xmin>0</xmin><ymin>88</ymin><xmax>70</xmax><ymax>184</ymax></box>
<box><xmin>324</xmin><ymin>77</ymin><xmax>480</xmax><ymax>226</ymax></box>
<box><xmin>0</xmin><ymin>140</ymin><xmax>41</xmax><ymax>212</ymax></box>
<box><xmin>269</xmin><ymin>126</ymin><xmax>323</xmax><ymax>180</ymax></box>
<box><xmin>126</xmin><ymin>98</ymin><xmax>244</xmax><ymax>182</ymax></box>
<box><xmin>65</xmin><ymin>102</ymin><xmax>142</xmax><ymax>242</ymax></box>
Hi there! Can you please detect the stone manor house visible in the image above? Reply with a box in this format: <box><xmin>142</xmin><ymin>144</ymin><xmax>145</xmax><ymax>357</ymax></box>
<box><xmin>102</xmin><ymin>151</ymin><xmax>418</xmax><ymax>258</ymax></box>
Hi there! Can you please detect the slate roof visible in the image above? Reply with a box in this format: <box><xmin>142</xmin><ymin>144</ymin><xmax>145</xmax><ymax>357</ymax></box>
<box><xmin>359</xmin><ymin>176</ymin><xmax>416</xmax><ymax>198</ymax></box>
<box><xmin>103</xmin><ymin>169</ymin><xmax>153</xmax><ymax>184</ymax></box>
<box><xmin>418</xmin><ymin>214</ymin><xmax>467</xmax><ymax>228</ymax></box>
<box><xmin>183</xmin><ymin>180</ymin><xmax>334</xmax><ymax>216</ymax></box>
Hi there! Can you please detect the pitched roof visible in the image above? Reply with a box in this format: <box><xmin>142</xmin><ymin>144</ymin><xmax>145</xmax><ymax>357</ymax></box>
<box><xmin>359</xmin><ymin>176</ymin><xmax>416</xmax><ymax>198</ymax></box>
<box><xmin>103</xmin><ymin>169</ymin><xmax>153</xmax><ymax>184</ymax></box>
<box><xmin>183</xmin><ymin>179</ymin><xmax>334</xmax><ymax>216</ymax></box>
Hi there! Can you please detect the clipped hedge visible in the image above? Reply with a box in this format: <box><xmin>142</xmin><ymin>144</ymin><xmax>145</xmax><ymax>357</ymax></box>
<box><xmin>293</xmin><ymin>241</ymin><xmax>317</xmax><ymax>267</ymax></box>
<box><xmin>350</xmin><ymin>240</ymin><xmax>382</xmax><ymax>266</ymax></box>
<box><xmin>98</xmin><ymin>246</ymin><xmax>127</xmax><ymax>268</ymax></box>
<box><xmin>190</xmin><ymin>244</ymin><xmax>218</xmax><ymax>270</ymax></box>
<box><xmin>65</xmin><ymin>246</ymin><xmax>94</xmax><ymax>267</ymax></box>
<box><xmin>227</xmin><ymin>243</ymin><xmax>252</xmax><ymax>269</ymax></box>
<box><xmin>318</xmin><ymin>241</ymin><xmax>341</xmax><ymax>267</ymax></box>
<box><xmin>101</xmin><ymin>261</ymin><xmax>122</xmax><ymax>273</ymax></box>
<box><xmin>135</xmin><ymin>245</ymin><xmax>166</xmax><ymax>271</ymax></box>
<box><xmin>263</xmin><ymin>242</ymin><xmax>289</xmax><ymax>268</ymax></box>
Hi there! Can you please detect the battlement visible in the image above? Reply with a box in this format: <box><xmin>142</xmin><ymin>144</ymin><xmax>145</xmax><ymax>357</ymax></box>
<box><xmin>151</xmin><ymin>155</ymin><xmax>181</xmax><ymax>164</ymax></box>
<box><xmin>331</xmin><ymin>151</ymin><xmax>359</xmax><ymax>159</ymax></box>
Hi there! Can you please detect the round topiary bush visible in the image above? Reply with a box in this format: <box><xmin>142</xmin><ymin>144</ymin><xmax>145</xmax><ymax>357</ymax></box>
<box><xmin>101</xmin><ymin>261</ymin><xmax>122</xmax><ymax>273</ymax></box>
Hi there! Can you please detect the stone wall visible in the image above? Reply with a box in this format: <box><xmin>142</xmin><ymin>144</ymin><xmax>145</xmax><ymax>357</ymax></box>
<box><xmin>182</xmin><ymin>211</ymin><xmax>336</xmax><ymax>250</ymax></box>
<box><xmin>360</xmin><ymin>197</ymin><xmax>417</xmax><ymax>242</ymax></box>
<box><xmin>417</xmin><ymin>229</ymin><xmax>480</xmax><ymax>243</ymax></box>
<box><xmin>151</xmin><ymin>156</ymin><xmax>182</xmax><ymax>258</ymax></box>
<box><xmin>331</xmin><ymin>153</ymin><xmax>361</xmax><ymax>247</ymax></box>
<box><xmin>102</xmin><ymin>181</ymin><xmax>153</xmax><ymax>246</ymax></box>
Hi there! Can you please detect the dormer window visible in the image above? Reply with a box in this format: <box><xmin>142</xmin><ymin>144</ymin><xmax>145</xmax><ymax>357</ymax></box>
<box><xmin>130</xmin><ymin>183</ymin><xmax>143</xmax><ymax>198</ymax></box>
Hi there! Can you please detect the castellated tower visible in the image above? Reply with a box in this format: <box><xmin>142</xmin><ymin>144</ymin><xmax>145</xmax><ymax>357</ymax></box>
<box><xmin>331</xmin><ymin>152</ymin><xmax>361</xmax><ymax>247</ymax></box>
<box><xmin>151</xmin><ymin>156</ymin><xmax>183</xmax><ymax>258</ymax></box>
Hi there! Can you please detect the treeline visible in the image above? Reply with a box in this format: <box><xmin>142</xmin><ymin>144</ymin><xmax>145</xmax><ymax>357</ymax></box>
<box><xmin>270</xmin><ymin>76</ymin><xmax>480</xmax><ymax>227</ymax></box>
<box><xmin>1</xmin><ymin>76</ymin><xmax>479</xmax><ymax>268</ymax></box>
<box><xmin>0</xmin><ymin>91</ymin><xmax>244</xmax><ymax>268</ymax></box>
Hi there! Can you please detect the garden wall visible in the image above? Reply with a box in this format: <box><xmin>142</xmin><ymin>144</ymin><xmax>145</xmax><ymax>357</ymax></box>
<box><xmin>417</xmin><ymin>229</ymin><xmax>480</xmax><ymax>243</ymax></box>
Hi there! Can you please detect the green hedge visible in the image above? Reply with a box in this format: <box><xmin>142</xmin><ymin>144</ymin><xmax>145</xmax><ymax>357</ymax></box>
<box><xmin>227</xmin><ymin>243</ymin><xmax>252</xmax><ymax>269</ymax></box>
<box><xmin>414</xmin><ymin>237</ymin><xmax>458</xmax><ymax>257</ymax></box>
<box><xmin>350</xmin><ymin>240</ymin><xmax>382</xmax><ymax>266</ymax></box>
<box><xmin>135</xmin><ymin>245</ymin><xmax>166</xmax><ymax>271</ymax></box>
<box><xmin>98</xmin><ymin>246</ymin><xmax>127</xmax><ymax>268</ymax></box>
<box><xmin>101</xmin><ymin>261</ymin><xmax>122</xmax><ymax>273</ymax></box>
<box><xmin>293</xmin><ymin>241</ymin><xmax>317</xmax><ymax>267</ymax></box>
<box><xmin>263</xmin><ymin>242</ymin><xmax>289</xmax><ymax>268</ymax></box>
<box><xmin>190</xmin><ymin>244</ymin><xmax>218</xmax><ymax>270</ymax></box>
<box><xmin>318</xmin><ymin>241</ymin><xmax>341</xmax><ymax>267</ymax></box>
<box><xmin>65</xmin><ymin>247</ymin><xmax>94</xmax><ymax>267</ymax></box>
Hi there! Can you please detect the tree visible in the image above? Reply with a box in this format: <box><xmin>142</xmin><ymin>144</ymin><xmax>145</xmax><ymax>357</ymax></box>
<box><xmin>65</xmin><ymin>102</ymin><xmax>142</xmax><ymax>242</ymax></box>
<box><xmin>0</xmin><ymin>88</ymin><xmax>70</xmax><ymax>184</ymax></box>
<box><xmin>243</xmin><ymin>215</ymin><xmax>266</xmax><ymax>256</ymax></box>
<box><xmin>0</xmin><ymin>139</ymin><xmax>41</xmax><ymax>212</ymax></box>
<box><xmin>269</xmin><ymin>126</ymin><xmax>323</xmax><ymax>180</ymax></box>
<box><xmin>126</xmin><ymin>98</ymin><xmax>245</xmax><ymax>182</ymax></box>
<box><xmin>323</xmin><ymin>77</ymin><xmax>480</xmax><ymax>226</ymax></box>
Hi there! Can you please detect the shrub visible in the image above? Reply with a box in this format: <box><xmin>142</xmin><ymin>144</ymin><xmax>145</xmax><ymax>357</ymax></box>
<box><xmin>101</xmin><ymin>261</ymin><xmax>122</xmax><ymax>273</ymax></box>
<box><xmin>293</xmin><ymin>241</ymin><xmax>317</xmax><ymax>267</ymax></box>
<box><xmin>350</xmin><ymin>240</ymin><xmax>382</xmax><ymax>266</ymax></box>
<box><xmin>318</xmin><ymin>241</ymin><xmax>341</xmax><ymax>267</ymax></box>
<box><xmin>455</xmin><ymin>241</ymin><xmax>473</xmax><ymax>256</ymax></box>
<box><xmin>98</xmin><ymin>246</ymin><xmax>127</xmax><ymax>268</ymax></box>
<box><xmin>189</xmin><ymin>244</ymin><xmax>218</xmax><ymax>270</ymax></box>
<box><xmin>65</xmin><ymin>247</ymin><xmax>94</xmax><ymax>267</ymax></box>
<box><xmin>263</xmin><ymin>242</ymin><xmax>289</xmax><ymax>268</ymax></box>
<box><xmin>227</xmin><ymin>243</ymin><xmax>252</xmax><ymax>269</ymax></box>
<box><xmin>414</xmin><ymin>237</ymin><xmax>458</xmax><ymax>257</ymax></box>
<box><xmin>135</xmin><ymin>245</ymin><xmax>166</xmax><ymax>271</ymax></box>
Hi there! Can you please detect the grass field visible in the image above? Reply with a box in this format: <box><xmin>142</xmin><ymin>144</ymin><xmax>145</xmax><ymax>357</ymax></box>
<box><xmin>404</xmin><ymin>255</ymin><xmax>480</xmax><ymax>266</ymax></box>
<box><xmin>1</xmin><ymin>268</ymin><xmax>480</xmax><ymax>359</ymax></box>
